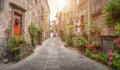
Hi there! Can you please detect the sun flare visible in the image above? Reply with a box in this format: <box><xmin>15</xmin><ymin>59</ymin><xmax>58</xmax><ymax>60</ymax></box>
<box><xmin>48</xmin><ymin>0</ymin><xmax>67</xmax><ymax>23</ymax></box>
<box><xmin>61</xmin><ymin>0</ymin><xmax>66</xmax><ymax>9</ymax></box>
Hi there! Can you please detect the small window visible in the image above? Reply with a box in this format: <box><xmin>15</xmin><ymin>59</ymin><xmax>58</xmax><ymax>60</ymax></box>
<box><xmin>0</xmin><ymin>0</ymin><xmax>4</xmax><ymax>12</ymax></box>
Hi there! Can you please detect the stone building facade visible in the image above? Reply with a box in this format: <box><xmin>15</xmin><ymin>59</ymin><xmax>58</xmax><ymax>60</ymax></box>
<box><xmin>77</xmin><ymin>0</ymin><xmax>112</xmax><ymax>35</ymax></box>
<box><xmin>56</xmin><ymin>12</ymin><xmax>67</xmax><ymax>41</ymax></box>
<box><xmin>41</xmin><ymin>0</ymin><xmax>50</xmax><ymax>39</ymax></box>
<box><xmin>90</xmin><ymin>0</ymin><xmax>113</xmax><ymax>52</ymax></box>
<box><xmin>72</xmin><ymin>0</ymin><xmax>113</xmax><ymax>44</ymax></box>
<box><xmin>90</xmin><ymin>0</ymin><xmax>112</xmax><ymax>36</ymax></box>
<box><xmin>57</xmin><ymin>0</ymin><xmax>114</xmax><ymax>48</ymax></box>
<box><xmin>56</xmin><ymin>0</ymin><xmax>78</xmax><ymax>41</ymax></box>
<box><xmin>0</xmin><ymin>0</ymin><xmax>50</xmax><ymax>58</ymax></box>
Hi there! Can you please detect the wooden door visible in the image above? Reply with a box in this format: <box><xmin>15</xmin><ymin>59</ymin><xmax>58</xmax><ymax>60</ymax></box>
<box><xmin>14</xmin><ymin>12</ymin><xmax>22</xmax><ymax>36</ymax></box>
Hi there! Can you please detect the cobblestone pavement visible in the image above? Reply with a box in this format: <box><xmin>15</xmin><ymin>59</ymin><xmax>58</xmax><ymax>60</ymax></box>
<box><xmin>0</xmin><ymin>37</ymin><xmax>110</xmax><ymax>70</ymax></box>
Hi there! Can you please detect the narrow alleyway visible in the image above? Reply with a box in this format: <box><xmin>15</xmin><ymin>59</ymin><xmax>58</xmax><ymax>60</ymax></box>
<box><xmin>2</xmin><ymin>38</ymin><xmax>110</xmax><ymax>70</ymax></box>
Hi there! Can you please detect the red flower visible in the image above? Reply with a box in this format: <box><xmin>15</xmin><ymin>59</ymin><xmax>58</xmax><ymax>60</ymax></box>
<box><xmin>87</xmin><ymin>45</ymin><xmax>94</xmax><ymax>52</ymax></box>
<box><xmin>114</xmin><ymin>38</ymin><xmax>117</xmax><ymax>43</ymax></box>
<box><xmin>113</xmin><ymin>38</ymin><xmax>120</xmax><ymax>48</ymax></box>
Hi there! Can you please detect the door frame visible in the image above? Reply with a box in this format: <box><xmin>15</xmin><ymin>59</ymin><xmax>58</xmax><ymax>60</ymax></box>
<box><xmin>14</xmin><ymin>12</ymin><xmax>22</xmax><ymax>35</ymax></box>
<box><xmin>10</xmin><ymin>3</ymin><xmax>26</xmax><ymax>36</ymax></box>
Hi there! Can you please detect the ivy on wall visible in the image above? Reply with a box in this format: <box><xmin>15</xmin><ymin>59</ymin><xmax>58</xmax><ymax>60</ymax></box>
<box><xmin>29</xmin><ymin>22</ymin><xmax>43</xmax><ymax>47</ymax></box>
<box><xmin>104</xmin><ymin>0</ymin><xmax>120</xmax><ymax>36</ymax></box>
<box><xmin>104</xmin><ymin>0</ymin><xmax>120</xmax><ymax>26</ymax></box>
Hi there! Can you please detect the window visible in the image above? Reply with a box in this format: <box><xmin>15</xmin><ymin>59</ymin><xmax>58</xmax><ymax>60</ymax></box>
<box><xmin>0</xmin><ymin>0</ymin><xmax>4</xmax><ymax>12</ymax></box>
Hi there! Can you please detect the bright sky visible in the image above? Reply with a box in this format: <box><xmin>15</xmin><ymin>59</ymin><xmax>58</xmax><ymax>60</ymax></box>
<box><xmin>47</xmin><ymin>0</ymin><xmax>66</xmax><ymax>23</ymax></box>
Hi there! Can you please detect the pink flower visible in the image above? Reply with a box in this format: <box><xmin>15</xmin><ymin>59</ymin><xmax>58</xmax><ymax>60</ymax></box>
<box><xmin>109</xmin><ymin>50</ymin><xmax>113</xmax><ymax>53</ymax></box>
<box><xmin>109</xmin><ymin>57</ymin><xmax>113</xmax><ymax>61</ymax></box>
<box><xmin>109</xmin><ymin>62</ymin><xmax>112</xmax><ymax>65</ymax></box>
<box><xmin>114</xmin><ymin>39</ymin><xmax>117</xmax><ymax>43</ymax></box>
<box><xmin>109</xmin><ymin>53</ymin><xmax>113</xmax><ymax>57</ymax></box>
<box><xmin>118</xmin><ymin>44</ymin><xmax>120</xmax><ymax>47</ymax></box>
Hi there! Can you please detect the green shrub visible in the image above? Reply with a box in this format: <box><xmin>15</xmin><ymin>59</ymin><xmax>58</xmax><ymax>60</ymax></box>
<box><xmin>65</xmin><ymin>33</ymin><xmax>73</xmax><ymax>46</ymax></box>
<box><xmin>29</xmin><ymin>22</ymin><xmax>38</xmax><ymax>47</ymax></box>
<box><xmin>37</xmin><ymin>27</ymin><xmax>44</xmax><ymax>44</ymax></box>
<box><xmin>9</xmin><ymin>35</ymin><xmax>27</xmax><ymax>61</ymax></box>
<box><xmin>112</xmin><ymin>50</ymin><xmax>120</xmax><ymax>70</ymax></box>
<box><xmin>99</xmin><ymin>53</ymin><xmax>109</xmax><ymax>64</ymax></box>
<box><xmin>76</xmin><ymin>38</ymin><xmax>87</xmax><ymax>48</ymax></box>
<box><xmin>85</xmin><ymin>49</ymin><xmax>109</xmax><ymax>64</ymax></box>
<box><xmin>29</xmin><ymin>22</ymin><xmax>44</xmax><ymax>46</ymax></box>
<box><xmin>85</xmin><ymin>49</ymin><xmax>91</xmax><ymax>56</ymax></box>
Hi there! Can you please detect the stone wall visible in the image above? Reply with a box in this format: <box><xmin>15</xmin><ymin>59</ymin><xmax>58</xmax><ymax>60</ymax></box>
<box><xmin>91</xmin><ymin>0</ymin><xmax>114</xmax><ymax>36</ymax></box>
<box><xmin>89</xmin><ymin>0</ymin><xmax>114</xmax><ymax>45</ymax></box>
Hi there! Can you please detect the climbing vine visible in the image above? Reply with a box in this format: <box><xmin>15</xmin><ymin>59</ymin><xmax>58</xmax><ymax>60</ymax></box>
<box><xmin>104</xmin><ymin>0</ymin><xmax>120</xmax><ymax>26</ymax></box>
<box><xmin>29</xmin><ymin>22</ymin><xmax>44</xmax><ymax>47</ymax></box>
<box><xmin>29</xmin><ymin>22</ymin><xmax>38</xmax><ymax>47</ymax></box>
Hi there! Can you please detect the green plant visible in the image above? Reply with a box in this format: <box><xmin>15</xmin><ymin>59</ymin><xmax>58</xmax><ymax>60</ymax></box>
<box><xmin>37</xmin><ymin>27</ymin><xmax>44</xmax><ymax>44</ymax></box>
<box><xmin>104</xmin><ymin>0</ymin><xmax>120</xmax><ymax>26</ymax></box>
<box><xmin>14</xmin><ymin>56</ymin><xmax>20</xmax><ymax>62</ymax></box>
<box><xmin>115</xmin><ymin>23</ymin><xmax>120</xmax><ymax>36</ymax></box>
<box><xmin>76</xmin><ymin>38</ymin><xmax>87</xmax><ymax>48</ymax></box>
<box><xmin>112</xmin><ymin>50</ymin><xmax>120</xmax><ymax>70</ymax></box>
<box><xmin>99</xmin><ymin>53</ymin><xmax>109</xmax><ymax>65</ymax></box>
<box><xmin>65</xmin><ymin>33</ymin><xmax>73</xmax><ymax>46</ymax></box>
<box><xmin>29</xmin><ymin>22</ymin><xmax>44</xmax><ymax>46</ymax></box>
<box><xmin>85</xmin><ymin>49</ymin><xmax>100</xmax><ymax>60</ymax></box>
<box><xmin>85</xmin><ymin>49</ymin><xmax>109</xmax><ymax>64</ymax></box>
<box><xmin>29</xmin><ymin>22</ymin><xmax>39</xmax><ymax>47</ymax></box>
<box><xmin>9</xmin><ymin>35</ymin><xmax>27</xmax><ymax>61</ymax></box>
<box><xmin>85</xmin><ymin>49</ymin><xmax>91</xmax><ymax>56</ymax></box>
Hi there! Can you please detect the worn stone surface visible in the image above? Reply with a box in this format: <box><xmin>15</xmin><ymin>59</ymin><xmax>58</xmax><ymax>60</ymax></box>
<box><xmin>0</xmin><ymin>38</ymin><xmax>110</xmax><ymax>70</ymax></box>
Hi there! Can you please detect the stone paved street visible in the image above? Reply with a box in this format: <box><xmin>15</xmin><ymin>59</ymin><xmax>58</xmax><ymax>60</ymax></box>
<box><xmin>1</xmin><ymin>38</ymin><xmax>110</xmax><ymax>70</ymax></box>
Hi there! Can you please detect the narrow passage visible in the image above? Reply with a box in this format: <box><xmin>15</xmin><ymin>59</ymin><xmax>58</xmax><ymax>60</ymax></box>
<box><xmin>2</xmin><ymin>38</ymin><xmax>110</xmax><ymax>70</ymax></box>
